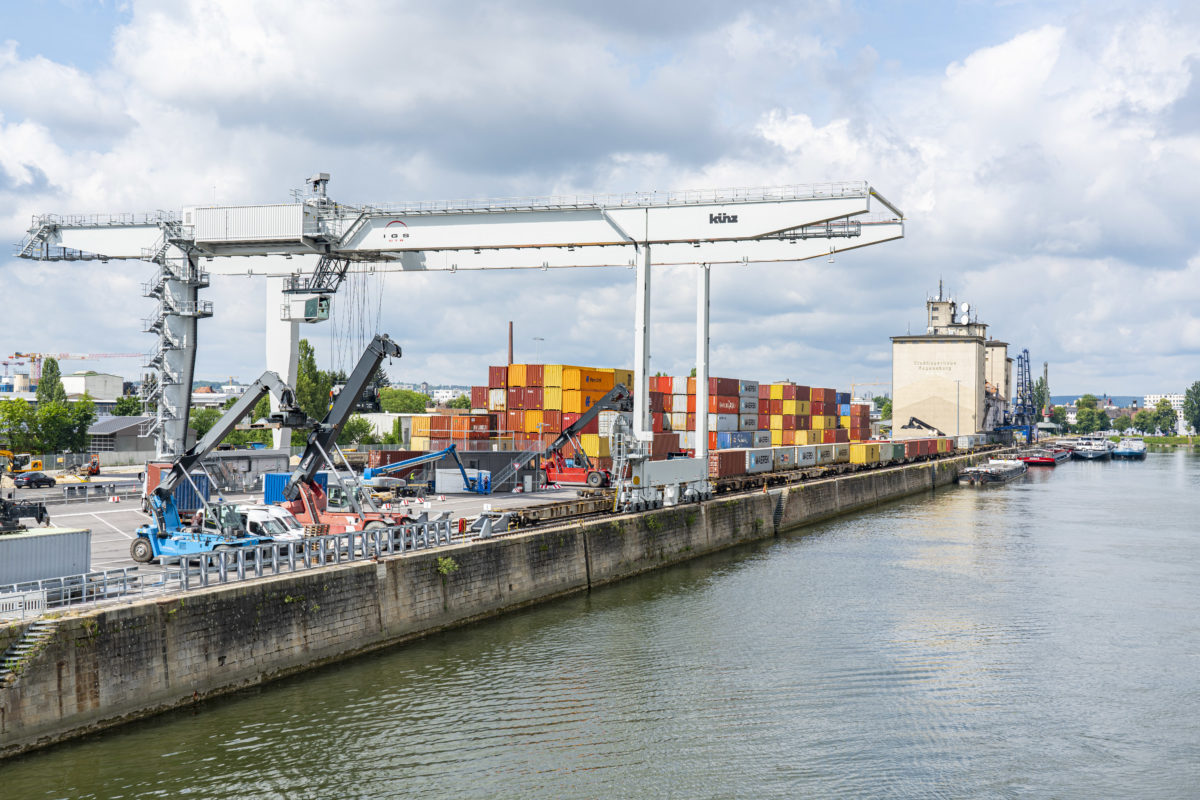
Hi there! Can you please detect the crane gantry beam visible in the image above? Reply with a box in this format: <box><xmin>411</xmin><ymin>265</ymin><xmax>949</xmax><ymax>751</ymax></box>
<box><xmin>16</xmin><ymin>175</ymin><xmax>905</xmax><ymax>478</ymax></box>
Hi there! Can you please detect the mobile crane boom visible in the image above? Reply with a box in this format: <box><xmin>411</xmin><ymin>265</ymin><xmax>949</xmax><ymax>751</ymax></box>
<box><xmin>132</xmin><ymin>370</ymin><xmax>309</xmax><ymax>562</ymax></box>
<box><xmin>283</xmin><ymin>333</ymin><xmax>402</xmax><ymax>501</ymax></box>
<box><xmin>362</xmin><ymin>444</ymin><xmax>490</xmax><ymax>494</ymax></box>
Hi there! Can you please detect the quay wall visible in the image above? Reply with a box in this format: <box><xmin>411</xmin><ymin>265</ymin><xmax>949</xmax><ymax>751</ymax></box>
<box><xmin>0</xmin><ymin>452</ymin><xmax>991</xmax><ymax>758</ymax></box>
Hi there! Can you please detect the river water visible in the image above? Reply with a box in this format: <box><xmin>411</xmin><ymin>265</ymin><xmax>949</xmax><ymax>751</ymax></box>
<box><xmin>4</xmin><ymin>450</ymin><xmax>1199</xmax><ymax>798</ymax></box>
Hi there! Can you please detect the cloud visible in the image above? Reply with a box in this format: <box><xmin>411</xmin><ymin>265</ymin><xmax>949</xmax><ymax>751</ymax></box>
<box><xmin>0</xmin><ymin>1</ymin><xmax>1198</xmax><ymax>397</ymax></box>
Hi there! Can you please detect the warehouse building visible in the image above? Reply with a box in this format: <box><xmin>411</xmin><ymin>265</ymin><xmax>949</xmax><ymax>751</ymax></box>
<box><xmin>891</xmin><ymin>287</ymin><xmax>1010</xmax><ymax>439</ymax></box>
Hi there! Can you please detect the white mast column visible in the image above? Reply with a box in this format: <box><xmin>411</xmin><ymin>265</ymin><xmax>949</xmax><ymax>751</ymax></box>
<box><xmin>695</xmin><ymin>263</ymin><xmax>710</xmax><ymax>460</ymax></box>
<box><xmin>632</xmin><ymin>243</ymin><xmax>653</xmax><ymax>442</ymax></box>
<box><xmin>266</xmin><ymin>276</ymin><xmax>300</xmax><ymax>449</ymax></box>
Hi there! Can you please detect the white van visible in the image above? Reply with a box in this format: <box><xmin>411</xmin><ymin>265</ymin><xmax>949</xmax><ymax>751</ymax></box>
<box><xmin>237</xmin><ymin>503</ymin><xmax>307</xmax><ymax>543</ymax></box>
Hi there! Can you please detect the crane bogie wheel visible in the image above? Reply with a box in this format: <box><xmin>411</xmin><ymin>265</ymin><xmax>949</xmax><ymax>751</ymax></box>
<box><xmin>364</xmin><ymin>520</ymin><xmax>387</xmax><ymax>530</ymax></box>
<box><xmin>586</xmin><ymin>471</ymin><xmax>604</xmax><ymax>488</ymax></box>
<box><xmin>130</xmin><ymin>537</ymin><xmax>153</xmax><ymax>563</ymax></box>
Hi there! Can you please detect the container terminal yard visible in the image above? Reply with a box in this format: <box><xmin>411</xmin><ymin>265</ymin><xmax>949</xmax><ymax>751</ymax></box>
<box><xmin>0</xmin><ymin>175</ymin><xmax>1040</xmax><ymax>757</ymax></box>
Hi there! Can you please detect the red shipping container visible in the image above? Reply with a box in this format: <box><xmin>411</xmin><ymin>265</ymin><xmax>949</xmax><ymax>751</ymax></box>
<box><xmin>708</xmin><ymin>450</ymin><xmax>746</xmax><ymax>478</ymax></box>
<box><xmin>769</xmin><ymin>399</ymin><xmax>783</xmax><ymax>415</ymax></box>
<box><xmin>488</xmin><ymin>366</ymin><xmax>508</xmax><ymax>389</ymax></box>
<box><xmin>650</xmin><ymin>392</ymin><xmax>667</xmax><ymax>413</ymax></box>
<box><xmin>541</xmin><ymin>410</ymin><xmax>562</xmax><ymax>433</ymax></box>
<box><xmin>661</xmin><ymin>393</ymin><xmax>673</xmax><ymax>412</ymax></box>
<box><xmin>524</xmin><ymin>387</ymin><xmax>543</xmax><ymax>409</ymax></box>
<box><xmin>811</xmin><ymin>401</ymin><xmax>825</xmax><ymax>416</ymax></box>
<box><xmin>650</xmin><ymin>432</ymin><xmax>679</xmax><ymax>459</ymax></box>
<box><xmin>822</xmin><ymin>429</ymin><xmax>838</xmax><ymax>444</ymax></box>
<box><xmin>506</xmin><ymin>409</ymin><xmax>523</xmax><ymax>432</ymax></box>
<box><xmin>780</xmin><ymin>415</ymin><xmax>798</xmax><ymax>430</ymax></box>
<box><xmin>782</xmin><ymin>430</ymin><xmax>795</xmax><ymax>446</ymax></box>
<box><xmin>430</xmin><ymin>414</ymin><xmax>452</xmax><ymax>435</ymax></box>
<box><xmin>758</xmin><ymin>413</ymin><xmax>770</xmax><ymax>430</ymax></box>
<box><xmin>526</xmin><ymin>364</ymin><xmax>544</xmax><ymax>387</ymax></box>
<box><xmin>797</xmin><ymin>415</ymin><xmax>811</xmax><ymax>430</ymax></box>
<box><xmin>758</xmin><ymin>384</ymin><xmax>770</xmax><ymax>400</ymax></box>
<box><xmin>470</xmin><ymin>386</ymin><xmax>488</xmax><ymax>408</ymax></box>
<box><xmin>781</xmin><ymin>383</ymin><xmax>797</xmax><ymax>400</ymax></box>
<box><xmin>834</xmin><ymin>429</ymin><xmax>849</xmax><ymax>443</ymax></box>
<box><xmin>652</xmin><ymin>412</ymin><xmax>665</xmax><ymax>432</ymax></box>
<box><xmin>560</xmin><ymin>412</ymin><xmax>599</xmax><ymax>435</ymax></box>
<box><xmin>708</xmin><ymin>431</ymin><xmax>719</xmax><ymax>451</ymax></box>
<box><xmin>718</xmin><ymin>378</ymin><xmax>739</xmax><ymax>396</ymax></box>
<box><xmin>507</xmin><ymin>387</ymin><xmax>524</xmax><ymax>410</ymax></box>
<box><xmin>795</xmin><ymin>385</ymin><xmax>811</xmax><ymax>402</ymax></box>
<box><xmin>687</xmin><ymin>413</ymin><xmax>697</xmax><ymax>431</ymax></box>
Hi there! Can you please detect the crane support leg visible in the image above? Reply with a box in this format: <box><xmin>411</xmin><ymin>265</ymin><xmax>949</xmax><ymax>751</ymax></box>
<box><xmin>160</xmin><ymin>254</ymin><xmax>202</xmax><ymax>457</ymax></box>
<box><xmin>266</xmin><ymin>276</ymin><xmax>301</xmax><ymax>449</ymax></box>
<box><xmin>633</xmin><ymin>243</ymin><xmax>653</xmax><ymax>442</ymax></box>
<box><xmin>695</xmin><ymin>263</ymin><xmax>710</xmax><ymax>461</ymax></box>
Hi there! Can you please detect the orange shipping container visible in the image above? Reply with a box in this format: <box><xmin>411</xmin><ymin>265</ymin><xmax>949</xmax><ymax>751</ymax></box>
<box><xmin>509</xmin><ymin>364</ymin><xmax>527</xmax><ymax>387</ymax></box>
<box><xmin>525</xmin><ymin>364</ymin><xmax>544</xmax><ymax>387</ymax></box>
<box><xmin>524</xmin><ymin>410</ymin><xmax>544</xmax><ymax>434</ymax></box>
<box><xmin>430</xmin><ymin>415</ymin><xmax>452</xmax><ymax>436</ymax></box>
<box><xmin>563</xmin><ymin>367</ymin><xmax>614</xmax><ymax>392</ymax></box>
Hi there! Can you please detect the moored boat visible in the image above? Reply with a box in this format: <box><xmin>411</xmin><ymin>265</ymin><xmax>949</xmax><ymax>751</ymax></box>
<box><xmin>1070</xmin><ymin>438</ymin><xmax>1111</xmax><ymax>461</ymax></box>
<box><xmin>1112</xmin><ymin>437</ymin><xmax>1148</xmax><ymax>460</ymax></box>
<box><xmin>1018</xmin><ymin>449</ymin><xmax>1059</xmax><ymax>466</ymax></box>
<box><xmin>958</xmin><ymin>459</ymin><xmax>1028</xmax><ymax>485</ymax></box>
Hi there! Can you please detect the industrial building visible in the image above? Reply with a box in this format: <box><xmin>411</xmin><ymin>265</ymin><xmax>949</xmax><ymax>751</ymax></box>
<box><xmin>891</xmin><ymin>286</ymin><xmax>1011</xmax><ymax>439</ymax></box>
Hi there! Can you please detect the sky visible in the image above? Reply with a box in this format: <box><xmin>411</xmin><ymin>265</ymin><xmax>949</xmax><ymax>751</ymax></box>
<box><xmin>1</xmin><ymin>0</ymin><xmax>1198</xmax><ymax>396</ymax></box>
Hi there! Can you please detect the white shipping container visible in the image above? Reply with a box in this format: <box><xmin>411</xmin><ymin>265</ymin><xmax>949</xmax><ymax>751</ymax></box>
<box><xmin>708</xmin><ymin>413</ymin><xmax>739</xmax><ymax>432</ymax></box>
<box><xmin>598</xmin><ymin>410</ymin><xmax>625</xmax><ymax>437</ymax></box>
<box><xmin>738</xmin><ymin>380</ymin><xmax>759</xmax><ymax>397</ymax></box>
<box><xmin>679</xmin><ymin>431</ymin><xmax>697</xmax><ymax>450</ymax></box>
<box><xmin>435</xmin><ymin>468</ymin><xmax>491</xmax><ymax>493</ymax></box>
<box><xmin>772</xmin><ymin>446</ymin><xmax>797</xmax><ymax>470</ymax></box>
<box><xmin>832</xmin><ymin>443</ymin><xmax>850</xmax><ymax>463</ymax></box>
<box><xmin>672</xmin><ymin>377</ymin><xmax>689</xmax><ymax>394</ymax></box>
<box><xmin>739</xmin><ymin>396</ymin><xmax>759</xmax><ymax>414</ymax></box>
<box><xmin>673</xmin><ymin>394</ymin><xmax>688</xmax><ymax>412</ymax></box>
<box><xmin>190</xmin><ymin>204</ymin><xmax>315</xmax><ymax>243</ymax></box>
<box><xmin>670</xmin><ymin>412</ymin><xmax>689</xmax><ymax>431</ymax></box>
<box><xmin>753</xmin><ymin>431</ymin><xmax>772</xmax><ymax>448</ymax></box>
<box><xmin>956</xmin><ymin>435</ymin><xmax>974</xmax><ymax>450</ymax></box>
<box><xmin>796</xmin><ymin>445</ymin><xmax>818</xmax><ymax>467</ymax></box>
<box><xmin>0</xmin><ymin>527</ymin><xmax>92</xmax><ymax>585</ymax></box>
<box><xmin>814</xmin><ymin>444</ymin><xmax>835</xmax><ymax>464</ymax></box>
<box><xmin>488</xmin><ymin>388</ymin><xmax>506</xmax><ymax>411</ymax></box>
<box><xmin>738</xmin><ymin>414</ymin><xmax>757</xmax><ymax>431</ymax></box>
<box><xmin>746</xmin><ymin>448</ymin><xmax>774</xmax><ymax>473</ymax></box>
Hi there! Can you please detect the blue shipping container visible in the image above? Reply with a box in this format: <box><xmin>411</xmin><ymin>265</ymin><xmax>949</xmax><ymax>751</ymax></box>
<box><xmin>173</xmin><ymin>473</ymin><xmax>210</xmax><ymax>514</ymax></box>
<box><xmin>839</xmin><ymin>403</ymin><xmax>851</xmax><ymax>416</ymax></box>
<box><xmin>730</xmin><ymin>431</ymin><xmax>755</xmax><ymax>448</ymax></box>
<box><xmin>715</xmin><ymin>432</ymin><xmax>735</xmax><ymax>450</ymax></box>
<box><xmin>836</xmin><ymin>392</ymin><xmax>850</xmax><ymax>405</ymax></box>
<box><xmin>263</xmin><ymin>471</ymin><xmax>328</xmax><ymax>505</ymax></box>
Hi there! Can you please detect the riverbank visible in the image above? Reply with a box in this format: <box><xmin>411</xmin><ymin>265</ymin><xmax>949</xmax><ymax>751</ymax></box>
<box><xmin>0</xmin><ymin>450</ymin><xmax>996</xmax><ymax>759</ymax></box>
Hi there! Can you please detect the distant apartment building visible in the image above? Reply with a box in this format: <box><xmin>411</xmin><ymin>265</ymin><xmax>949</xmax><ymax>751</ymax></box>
<box><xmin>1144</xmin><ymin>393</ymin><xmax>1188</xmax><ymax>433</ymax></box>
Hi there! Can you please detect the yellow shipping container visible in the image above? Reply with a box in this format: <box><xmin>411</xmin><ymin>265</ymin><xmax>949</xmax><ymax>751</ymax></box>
<box><xmin>544</xmin><ymin>387</ymin><xmax>563</xmax><ymax>410</ymax></box>
<box><xmin>770</xmin><ymin>414</ymin><xmax>783</xmax><ymax>430</ymax></box>
<box><xmin>812</xmin><ymin>414</ymin><xmax>828</xmax><ymax>430</ymax></box>
<box><xmin>782</xmin><ymin>399</ymin><xmax>798</xmax><ymax>415</ymax></box>
<box><xmin>580</xmin><ymin>433</ymin><xmax>611</xmax><ymax>458</ymax></box>
<box><xmin>411</xmin><ymin>436</ymin><xmax>431</xmax><ymax>451</ymax></box>
<box><xmin>412</xmin><ymin>416</ymin><xmax>432</xmax><ymax>436</ymax></box>
<box><xmin>509</xmin><ymin>363</ymin><xmax>528</xmax><ymax>387</ymax></box>
<box><xmin>771</xmin><ymin>430</ymin><xmax>784</xmax><ymax>446</ymax></box>
<box><xmin>798</xmin><ymin>401</ymin><xmax>811</xmax><ymax>416</ymax></box>
<box><xmin>849</xmin><ymin>442</ymin><xmax>880</xmax><ymax>465</ymax></box>
<box><xmin>563</xmin><ymin>367</ymin><xmax>615</xmax><ymax>392</ymax></box>
<box><xmin>612</xmin><ymin>368</ymin><xmax>634</xmax><ymax>389</ymax></box>
<box><xmin>524</xmin><ymin>410</ymin><xmax>544</xmax><ymax>434</ymax></box>
<box><xmin>769</xmin><ymin>384</ymin><xmax>784</xmax><ymax>401</ymax></box>
<box><xmin>543</xmin><ymin>364</ymin><xmax>576</xmax><ymax>387</ymax></box>
<box><xmin>562</xmin><ymin>390</ymin><xmax>604</xmax><ymax>415</ymax></box>
<box><xmin>840</xmin><ymin>415</ymin><xmax>851</xmax><ymax>428</ymax></box>
<box><xmin>937</xmin><ymin>438</ymin><xmax>949</xmax><ymax>453</ymax></box>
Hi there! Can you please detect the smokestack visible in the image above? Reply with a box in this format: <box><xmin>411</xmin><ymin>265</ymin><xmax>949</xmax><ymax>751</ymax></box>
<box><xmin>508</xmin><ymin>321</ymin><xmax>514</xmax><ymax>366</ymax></box>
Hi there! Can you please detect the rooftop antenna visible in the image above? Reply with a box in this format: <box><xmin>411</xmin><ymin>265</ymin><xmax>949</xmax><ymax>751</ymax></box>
<box><xmin>938</xmin><ymin>277</ymin><xmax>943</xmax><ymax>301</ymax></box>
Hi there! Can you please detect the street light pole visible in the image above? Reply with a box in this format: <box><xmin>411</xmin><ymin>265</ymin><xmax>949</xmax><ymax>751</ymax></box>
<box><xmin>532</xmin><ymin>337</ymin><xmax>544</xmax><ymax>364</ymax></box>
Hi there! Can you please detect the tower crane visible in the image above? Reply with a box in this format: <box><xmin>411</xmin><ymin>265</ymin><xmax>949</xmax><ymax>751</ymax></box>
<box><xmin>8</xmin><ymin>352</ymin><xmax>143</xmax><ymax>383</ymax></box>
<box><xmin>850</xmin><ymin>380</ymin><xmax>890</xmax><ymax>403</ymax></box>
<box><xmin>16</xmin><ymin>176</ymin><xmax>904</xmax><ymax>507</ymax></box>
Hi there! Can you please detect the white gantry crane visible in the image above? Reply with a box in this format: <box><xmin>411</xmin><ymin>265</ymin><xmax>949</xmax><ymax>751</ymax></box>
<box><xmin>17</xmin><ymin>174</ymin><xmax>903</xmax><ymax>507</ymax></box>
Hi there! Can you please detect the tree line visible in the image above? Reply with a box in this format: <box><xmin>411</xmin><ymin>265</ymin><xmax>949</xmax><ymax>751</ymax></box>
<box><xmin>1052</xmin><ymin>384</ymin><xmax>1200</xmax><ymax>435</ymax></box>
<box><xmin>0</xmin><ymin>359</ymin><xmax>97</xmax><ymax>455</ymax></box>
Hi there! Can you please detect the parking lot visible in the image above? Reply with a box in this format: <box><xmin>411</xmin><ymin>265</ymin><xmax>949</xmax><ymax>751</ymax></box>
<box><xmin>10</xmin><ymin>484</ymin><xmax>583</xmax><ymax>575</ymax></box>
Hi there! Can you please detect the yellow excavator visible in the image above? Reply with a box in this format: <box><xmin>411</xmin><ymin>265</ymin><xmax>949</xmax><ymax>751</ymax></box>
<box><xmin>0</xmin><ymin>450</ymin><xmax>44</xmax><ymax>474</ymax></box>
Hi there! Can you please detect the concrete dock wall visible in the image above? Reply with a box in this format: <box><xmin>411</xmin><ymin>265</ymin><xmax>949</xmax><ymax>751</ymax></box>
<box><xmin>0</xmin><ymin>453</ymin><xmax>986</xmax><ymax>758</ymax></box>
